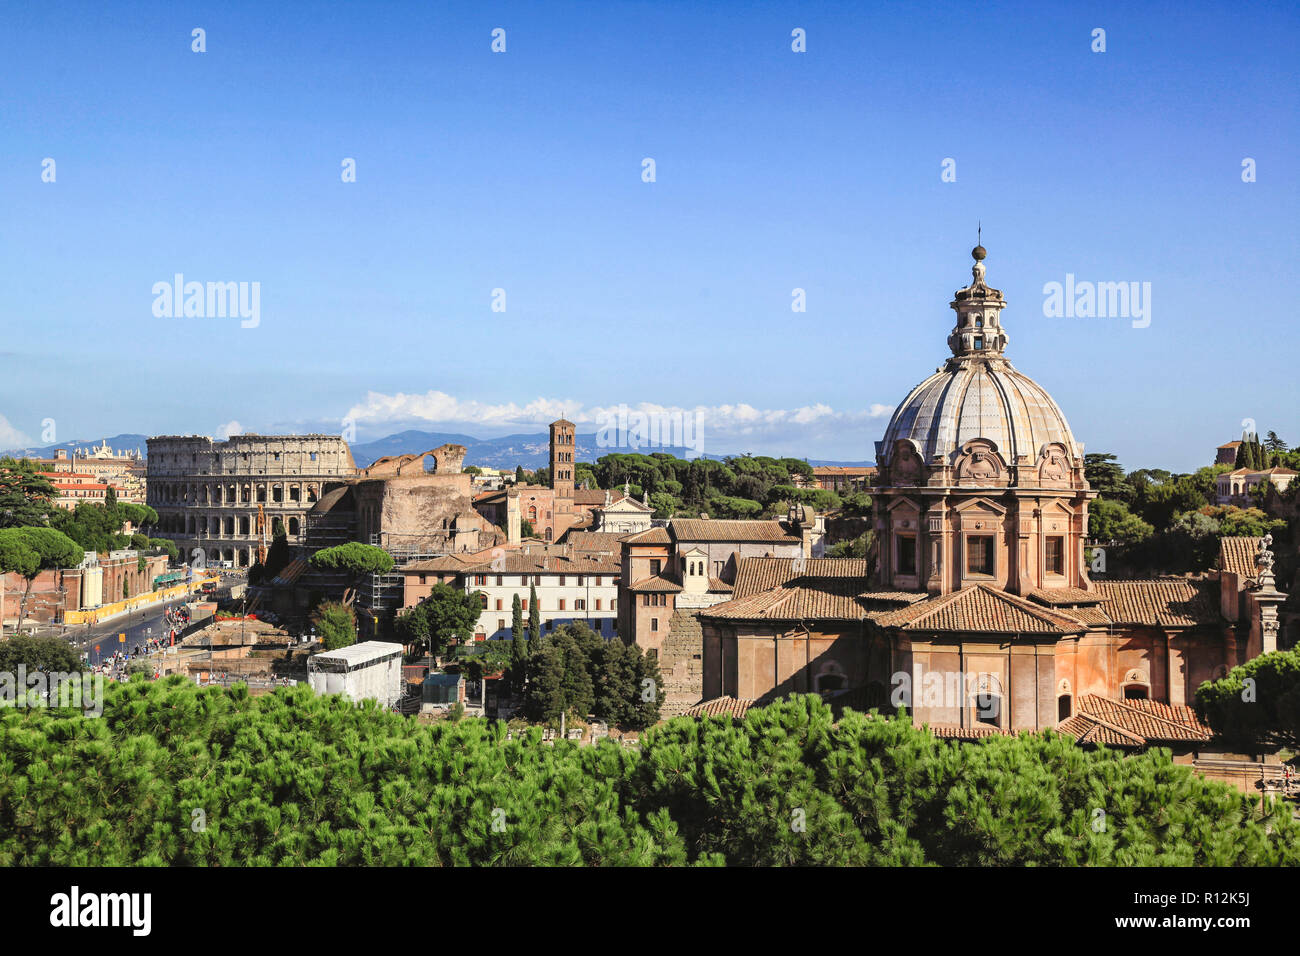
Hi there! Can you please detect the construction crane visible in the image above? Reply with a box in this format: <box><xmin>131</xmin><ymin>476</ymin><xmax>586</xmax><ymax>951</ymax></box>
<box><xmin>255</xmin><ymin>503</ymin><xmax>268</xmax><ymax>566</ymax></box>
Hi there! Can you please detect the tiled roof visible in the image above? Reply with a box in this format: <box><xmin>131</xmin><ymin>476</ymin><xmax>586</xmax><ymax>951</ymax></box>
<box><xmin>811</xmin><ymin>466</ymin><xmax>876</xmax><ymax>477</ymax></box>
<box><xmin>1056</xmin><ymin>695</ymin><xmax>1212</xmax><ymax>747</ymax></box>
<box><xmin>733</xmin><ymin>556</ymin><xmax>870</xmax><ymax>598</ymax></box>
<box><xmin>707</xmin><ymin>577</ymin><xmax>733</xmax><ymax>592</ymax></box>
<box><xmin>1218</xmin><ymin>536</ymin><xmax>1262</xmax><ymax>582</ymax></box>
<box><xmin>872</xmin><ymin>585</ymin><xmax>1088</xmax><ymax>634</ymax></box>
<box><xmin>702</xmin><ymin>581</ymin><xmax>876</xmax><ymax>622</ymax></box>
<box><xmin>682</xmin><ymin>697</ymin><xmax>755</xmax><ymax>719</ymax></box>
<box><xmin>703</xmin><ymin>557</ymin><xmax>922</xmax><ymax>623</ymax></box>
<box><xmin>669</xmin><ymin>518</ymin><xmax>801</xmax><ymax>544</ymax></box>
<box><xmin>573</xmin><ymin>489</ymin><xmax>609</xmax><ymax>505</ymax></box>
<box><xmin>1091</xmin><ymin>578</ymin><xmax>1220</xmax><ymax>628</ymax></box>
<box><xmin>401</xmin><ymin>555</ymin><xmax>477</xmax><ymax>573</ymax></box>
<box><xmin>926</xmin><ymin>723</ymin><xmax>1013</xmax><ymax>740</ymax></box>
<box><xmin>624</xmin><ymin>527</ymin><xmax>671</xmax><ymax>545</ymax></box>
<box><xmin>460</xmin><ymin>551</ymin><xmax>621</xmax><ymax>575</ymax></box>
<box><xmin>1056</xmin><ymin>714</ymin><xmax>1145</xmax><ymax>748</ymax></box>
<box><xmin>627</xmin><ymin>575</ymin><xmax>683</xmax><ymax>593</ymax></box>
<box><xmin>561</xmin><ymin>531</ymin><xmax>631</xmax><ymax>554</ymax></box>
<box><xmin>1027</xmin><ymin>586</ymin><xmax>1102</xmax><ymax>606</ymax></box>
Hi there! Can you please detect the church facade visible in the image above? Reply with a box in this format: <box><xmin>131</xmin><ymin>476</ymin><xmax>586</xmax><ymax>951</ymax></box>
<box><xmin>699</xmin><ymin>247</ymin><xmax>1276</xmax><ymax>742</ymax></box>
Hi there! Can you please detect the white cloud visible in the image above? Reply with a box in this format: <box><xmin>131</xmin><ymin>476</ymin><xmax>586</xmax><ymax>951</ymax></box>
<box><xmin>0</xmin><ymin>414</ymin><xmax>33</xmax><ymax>449</ymax></box>
<box><xmin>215</xmin><ymin>420</ymin><xmax>243</xmax><ymax>440</ymax></box>
<box><xmin>344</xmin><ymin>391</ymin><xmax>895</xmax><ymax>441</ymax></box>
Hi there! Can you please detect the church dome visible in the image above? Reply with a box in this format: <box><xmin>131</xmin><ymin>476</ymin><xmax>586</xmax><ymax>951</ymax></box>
<box><xmin>880</xmin><ymin>360</ymin><xmax>1080</xmax><ymax>465</ymax></box>
<box><xmin>876</xmin><ymin>247</ymin><xmax>1081</xmax><ymax>471</ymax></box>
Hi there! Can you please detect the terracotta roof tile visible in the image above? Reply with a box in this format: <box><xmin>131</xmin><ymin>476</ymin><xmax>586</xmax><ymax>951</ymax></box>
<box><xmin>1091</xmin><ymin>578</ymin><xmax>1220</xmax><ymax>628</ymax></box>
<box><xmin>1027</xmin><ymin>586</ymin><xmax>1102</xmax><ymax>606</ymax></box>
<box><xmin>683</xmin><ymin>697</ymin><xmax>755</xmax><ymax>719</ymax></box>
<box><xmin>733</xmin><ymin>556</ymin><xmax>871</xmax><ymax>598</ymax></box>
<box><xmin>707</xmin><ymin>577</ymin><xmax>733</xmax><ymax>592</ymax></box>
<box><xmin>1218</xmin><ymin>536</ymin><xmax>1262</xmax><ymax>582</ymax></box>
<box><xmin>925</xmin><ymin>723</ymin><xmax>1013</xmax><ymax>740</ymax></box>
<box><xmin>669</xmin><ymin>518</ymin><xmax>801</xmax><ymax>544</ymax></box>
<box><xmin>1056</xmin><ymin>695</ymin><xmax>1212</xmax><ymax>747</ymax></box>
<box><xmin>872</xmin><ymin>585</ymin><xmax>1088</xmax><ymax>633</ymax></box>
<box><xmin>624</xmin><ymin>527</ymin><xmax>671</xmax><ymax>545</ymax></box>
<box><xmin>561</xmin><ymin>531</ymin><xmax>631</xmax><ymax>554</ymax></box>
<box><xmin>627</xmin><ymin>575</ymin><xmax>683</xmax><ymax>593</ymax></box>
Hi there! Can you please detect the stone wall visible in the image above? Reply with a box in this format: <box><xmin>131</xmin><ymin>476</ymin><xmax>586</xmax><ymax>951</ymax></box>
<box><xmin>658</xmin><ymin>608</ymin><xmax>705</xmax><ymax>718</ymax></box>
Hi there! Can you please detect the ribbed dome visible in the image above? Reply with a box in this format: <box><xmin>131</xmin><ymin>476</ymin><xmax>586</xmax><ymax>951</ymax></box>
<box><xmin>880</xmin><ymin>359</ymin><xmax>1080</xmax><ymax>466</ymax></box>
<box><xmin>876</xmin><ymin>245</ymin><xmax>1080</xmax><ymax>470</ymax></box>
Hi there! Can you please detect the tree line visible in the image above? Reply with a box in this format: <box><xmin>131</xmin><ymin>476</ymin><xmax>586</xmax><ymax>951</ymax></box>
<box><xmin>0</xmin><ymin>683</ymin><xmax>1294</xmax><ymax>866</ymax></box>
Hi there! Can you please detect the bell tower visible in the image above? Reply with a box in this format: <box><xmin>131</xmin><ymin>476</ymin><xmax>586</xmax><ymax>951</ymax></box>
<box><xmin>549</xmin><ymin>419</ymin><xmax>575</xmax><ymax>529</ymax></box>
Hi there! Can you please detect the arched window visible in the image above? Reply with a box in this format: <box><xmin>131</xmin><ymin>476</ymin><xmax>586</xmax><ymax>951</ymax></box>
<box><xmin>1058</xmin><ymin>694</ymin><xmax>1072</xmax><ymax>721</ymax></box>
<box><xmin>528</xmin><ymin>506</ymin><xmax>537</xmax><ymax>522</ymax></box>
<box><xmin>815</xmin><ymin>661</ymin><xmax>847</xmax><ymax>694</ymax></box>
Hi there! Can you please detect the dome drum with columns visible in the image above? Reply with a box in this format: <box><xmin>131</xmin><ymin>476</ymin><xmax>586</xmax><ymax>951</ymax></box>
<box><xmin>872</xmin><ymin>247</ymin><xmax>1095</xmax><ymax>597</ymax></box>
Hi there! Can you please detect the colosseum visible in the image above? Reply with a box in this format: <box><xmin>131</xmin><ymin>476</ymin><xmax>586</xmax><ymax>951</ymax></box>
<box><xmin>146</xmin><ymin>435</ymin><xmax>357</xmax><ymax>568</ymax></box>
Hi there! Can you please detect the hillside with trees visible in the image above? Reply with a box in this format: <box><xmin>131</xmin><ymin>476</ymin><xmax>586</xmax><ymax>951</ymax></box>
<box><xmin>1083</xmin><ymin>446</ymin><xmax>1295</xmax><ymax>578</ymax></box>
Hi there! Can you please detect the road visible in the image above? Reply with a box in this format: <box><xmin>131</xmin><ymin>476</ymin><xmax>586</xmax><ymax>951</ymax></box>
<box><xmin>52</xmin><ymin>596</ymin><xmax>196</xmax><ymax>667</ymax></box>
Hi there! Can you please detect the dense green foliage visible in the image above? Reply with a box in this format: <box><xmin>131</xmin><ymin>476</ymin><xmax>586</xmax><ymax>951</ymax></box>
<box><xmin>0</xmin><ymin>527</ymin><xmax>85</xmax><ymax>630</ymax></box>
<box><xmin>308</xmin><ymin>542</ymin><xmax>394</xmax><ymax>577</ymax></box>
<box><xmin>1195</xmin><ymin>648</ymin><xmax>1300</xmax><ymax>752</ymax></box>
<box><xmin>312</xmin><ymin>602</ymin><xmax>357</xmax><ymax>651</ymax></box>
<box><xmin>521</xmin><ymin>624</ymin><xmax>662</xmax><ymax>729</ymax></box>
<box><xmin>0</xmin><ymin>459</ymin><xmax>56</xmax><ymax>529</ymax></box>
<box><xmin>0</xmin><ymin>687</ymin><xmax>1294</xmax><ymax>866</ymax></box>
<box><xmin>588</xmin><ymin>452</ymin><xmax>835</xmax><ymax>520</ymax></box>
<box><xmin>1084</xmin><ymin>451</ymin><xmax>1292</xmax><ymax>575</ymax></box>
<box><xmin>394</xmin><ymin>584</ymin><xmax>483</xmax><ymax>659</ymax></box>
<box><xmin>0</xmin><ymin>635</ymin><xmax>80</xmax><ymax>673</ymax></box>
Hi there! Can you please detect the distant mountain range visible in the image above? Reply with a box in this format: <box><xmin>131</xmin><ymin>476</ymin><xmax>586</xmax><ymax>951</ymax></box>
<box><xmin>2</xmin><ymin>434</ymin><xmax>150</xmax><ymax>459</ymax></box>
<box><xmin>4</xmin><ymin>430</ymin><xmax>873</xmax><ymax>470</ymax></box>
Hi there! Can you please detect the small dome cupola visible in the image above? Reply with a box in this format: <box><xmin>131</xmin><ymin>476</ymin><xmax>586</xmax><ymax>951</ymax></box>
<box><xmin>947</xmin><ymin>244</ymin><xmax>1009</xmax><ymax>359</ymax></box>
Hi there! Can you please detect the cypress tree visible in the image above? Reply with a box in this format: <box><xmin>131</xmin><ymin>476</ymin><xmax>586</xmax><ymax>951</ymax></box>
<box><xmin>528</xmin><ymin>584</ymin><xmax>540</xmax><ymax>642</ymax></box>
<box><xmin>511</xmin><ymin>593</ymin><xmax>524</xmax><ymax>642</ymax></box>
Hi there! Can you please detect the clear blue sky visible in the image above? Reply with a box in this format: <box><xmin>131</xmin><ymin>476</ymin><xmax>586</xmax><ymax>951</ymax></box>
<box><xmin>2</xmin><ymin>0</ymin><xmax>1297</xmax><ymax>472</ymax></box>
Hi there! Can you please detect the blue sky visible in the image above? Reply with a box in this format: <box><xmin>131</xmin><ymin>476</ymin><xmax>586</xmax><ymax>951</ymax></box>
<box><xmin>2</xmin><ymin>0</ymin><xmax>1297</xmax><ymax>472</ymax></box>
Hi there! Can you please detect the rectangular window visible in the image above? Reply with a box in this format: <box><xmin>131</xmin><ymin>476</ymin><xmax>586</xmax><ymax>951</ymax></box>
<box><xmin>577</xmin><ymin>575</ymin><xmax>584</xmax><ymax>586</ymax></box>
<box><xmin>495</xmin><ymin>599</ymin><xmax>502</xmax><ymax>611</ymax></box>
<box><xmin>474</xmin><ymin>574</ymin><xmax>487</xmax><ymax>586</ymax></box>
<box><xmin>1045</xmin><ymin>536</ymin><xmax>1065</xmax><ymax>575</ymax></box>
<box><xmin>575</xmin><ymin>599</ymin><xmax>585</xmax><ymax>611</ymax></box>
<box><xmin>559</xmin><ymin>575</ymin><xmax>566</xmax><ymax>586</ymax></box>
<box><xmin>650</xmin><ymin>559</ymin><xmax>662</xmax><ymax>576</ymax></box>
<box><xmin>612</xmin><ymin>599</ymin><xmax>617</xmax><ymax>611</ymax></box>
<box><xmin>595</xmin><ymin>599</ymin><xmax>602</xmax><ymax>611</ymax></box>
<box><xmin>898</xmin><ymin>535</ymin><xmax>917</xmax><ymax>575</ymax></box>
<box><xmin>534</xmin><ymin>575</ymin><xmax>541</xmax><ymax>586</ymax></box>
<box><xmin>651</xmin><ymin>619</ymin><xmax>658</xmax><ymax>632</ymax></box>
<box><xmin>643</xmin><ymin>594</ymin><xmax>650</xmax><ymax>607</ymax></box>
<box><xmin>419</xmin><ymin>574</ymin><xmax>427</xmax><ymax>585</ymax></box>
<box><xmin>522</xmin><ymin>599</ymin><xmax>528</xmax><ymax>611</ymax></box>
<box><xmin>594</xmin><ymin>576</ymin><xmax>601</xmax><ymax>586</ymax></box>
<box><xmin>498</xmin><ymin>619</ymin><xmax>505</xmax><ymax>631</ymax></box>
<box><xmin>496</xmin><ymin>575</ymin><xmax>503</xmax><ymax>586</ymax></box>
<box><xmin>966</xmin><ymin>535</ymin><xmax>995</xmax><ymax>576</ymax></box>
<box><xmin>558</xmin><ymin>599</ymin><xmax>566</xmax><ymax>611</ymax></box>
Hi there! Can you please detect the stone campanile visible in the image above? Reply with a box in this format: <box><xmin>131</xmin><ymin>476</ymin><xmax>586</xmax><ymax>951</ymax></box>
<box><xmin>549</xmin><ymin>419</ymin><xmax>575</xmax><ymax>516</ymax></box>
